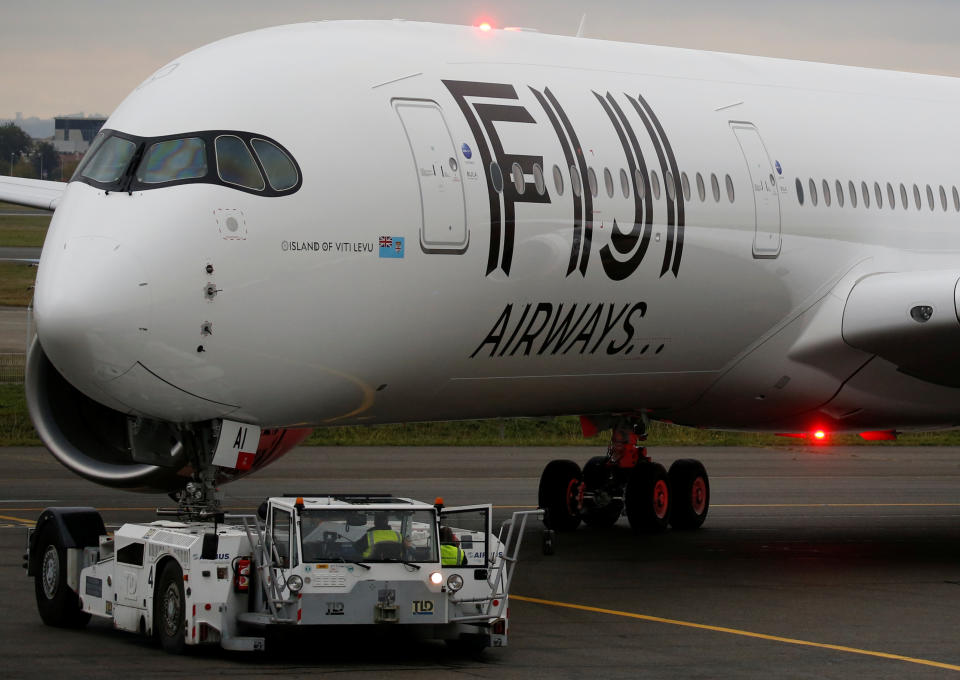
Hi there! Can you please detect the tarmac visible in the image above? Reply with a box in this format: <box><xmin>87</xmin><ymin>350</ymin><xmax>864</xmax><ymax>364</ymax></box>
<box><xmin>4</xmin><ymin>277</ymin><xmax>960</xmax><ymax>676</ymax></box>
<box><xmin>2</xmin><ymin>445</ymin><xmax>960</xmax><ymax>677</ymax></box>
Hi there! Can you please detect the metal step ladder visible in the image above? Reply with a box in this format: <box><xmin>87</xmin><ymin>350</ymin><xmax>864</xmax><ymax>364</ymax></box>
<box><xmin>450</xmin><ymin>509</ymin><xmax>543</xmax><ymax>622</ymax></box>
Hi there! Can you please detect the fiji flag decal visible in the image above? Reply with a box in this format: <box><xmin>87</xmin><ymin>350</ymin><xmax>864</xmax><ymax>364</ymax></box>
<box><xmin>379</xmin><ymin>236</ymin><xmax>405</xmax><ymax>259</ymax></box>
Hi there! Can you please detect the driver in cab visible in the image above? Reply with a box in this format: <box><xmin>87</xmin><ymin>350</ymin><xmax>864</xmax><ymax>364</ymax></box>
<box><xmin>357</xmin><ymin>512</ymin><xmax>405</xmax><ymax>559</ymax></box>
<box><xmin>440</xmin><ymin>526</ymin><xmax>468</xmax><ymax>566</ymax></box>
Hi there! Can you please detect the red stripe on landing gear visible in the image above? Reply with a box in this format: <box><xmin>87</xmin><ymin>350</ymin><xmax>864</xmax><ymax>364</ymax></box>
<box><xmin>653</xmin><ymin>479</ymin><xmax>669</xmax><ymax>519</ymax></box>
<box><xmin>691</xmin><ymin>478</ymin><xmax>707</xmax><ymax>515</ymax></box>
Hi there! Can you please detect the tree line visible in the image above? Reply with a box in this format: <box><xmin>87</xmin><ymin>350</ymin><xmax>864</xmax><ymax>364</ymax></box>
<box><xmin>0</xmin><ymin>122</ymin><xmax>75</xmax><ymax>181</ymax></box>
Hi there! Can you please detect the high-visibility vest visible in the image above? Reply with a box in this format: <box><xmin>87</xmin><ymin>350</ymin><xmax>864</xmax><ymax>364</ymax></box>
<box><xmin>361</xmin><ymin>529</ymin><xmax>402</xmax><ymax>558</ymax></box>
<box><xmin>440</xmin><ymin>543</ymin><xmax>466</xmax><ymax>566</ymax></box>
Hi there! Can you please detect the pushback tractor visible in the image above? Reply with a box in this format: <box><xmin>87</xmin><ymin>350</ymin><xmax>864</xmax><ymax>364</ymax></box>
<box><xmin>25</xmin><ymin>495</ymin><xmax>540</xmax><ymax>653</ymax></box>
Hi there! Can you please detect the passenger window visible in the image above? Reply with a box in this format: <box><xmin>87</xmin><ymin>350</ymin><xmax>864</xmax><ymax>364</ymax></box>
<box><xmin>620</xmin><ymin>168</ymin><xmax>630</xmax><ymax>198</ymax></box>
<box><xmin>926</xmin><ymin>185</ymin><xmax>935</xmax><ymax>211</ymax></box>
<box><xmin>136</xmin><ymin>137</ymin><xmax>207</xmax><ymax>184</ymax></box>
<box><xmin>696</xmin><ymin>172</ymin><xmax>705</xmax><ymax>202</ymax></box>
<box><xmin>81</xmin><ymin>136</ymin><xmax>137</xmax><ymax>184</ymax></box>
<box><xmin>725</xmin><ymin>174</ymin><xmax>735</xmax><ymax>203</ymax></box>
<box><xmin>796</xmin><ymin>178</ymin><xmax>804</xmax><ymax>205</ymax></box>
<box><xmin>861</xmin><ymin>181</ymin><xmax>870</xmax><ymax>208</ymax></box>
<box><xmin>666</xmin><ymin>171</ymin><xmax>676</xmax><ymax>201</ymax></box>
<box><xmin>822</xmin><ymin>179</ymin><xmax>831</xmax><ymax>207</ymax></box>
<box><xmin>809</xmin><ymin>179</ymin><xmax>818</xmax><ymax>207</ymax></box>
<box><xmin>900</xmin><ymin>183</ymin><xmax>908</xmax><ymax>209</ymax></box>
<box><xmin>532</xmin><ymin>163</ymin><xmax>546</xmax><ymax>196</ymax></box>
<box><xmin>635</xmin><ymin>169</ymin><xmax>646</xmax><ymax>200</ymax></box>
<box><xmin>604</xmin><ymin>167</ymin><xmax>614</xmax><ymax>198</ymax></box>
<box><xmin>490</xmin><ymin>162</ymin><xmax>504</xmax><ymax>193</ymax></box>
<box><xmin>953</xmin><ymin>186</ymin><xmax>960</xmax><ymax>212</ymax></box>
<box><xmin>835</xmin><ymin>180</ymin><xmax>844</xmax><ymax>207</ymax></box>
<box><xmin>711</xmin><ymin>173</ymin><xmax>720</xmax><ymax>202</ymax></box>
<box><xmin>874</xmin><ymin>182</ymin><xmax>882</xmax><ymax>209</ymax></box>
<box><xmin>512</xmin><ymin>162</ymin><xmax>525</xmax><ymax>195</ymax></box>
<box><xmin>886</xmin><ymin>183</ymin><xmax>895</xmax><ymax>210</ymax></box>
<box><xmin>570</xmin><ymin>165</ymin><xmax>582</xmax><ymax>197</ymax></box>
<box><xmin>553</xmin><ymin>164</ymin><xmax>564</xmax><ymax>196</ymax></box>
<box><xmin>940</xmin><ymin>185</ymin><xmax>948</xmax><ymax>211</ymax></box>
<box><xmin>588</xmin><ymin>167</ymin><xmax>598</xmax><ymax>197</ymax></box>
<box><xmin>848</xmin><ymin>180</ymin><xmax>857</xmax><ymax>209</ymax></box>
<box><xmin>913</xmin><ymin>184</ymin><xmax>921</xmax><ymax>210</ymax></box>
<box><xmin>681</xmin><ymin>172</ymin><xmax>691</xmax><ymax>201</ymax></box>
<box><xmin>215</xmin><ymin>135</ymin><xmax>265</xmax><ymax>190</ymax></box>
<box><xmin>251</xmin><ymin>138</ymin><xmax>298</xmax><ymax>191</ymax></box>
<box><xmin>651</xmin><ymin>171</ymin><xmax>661</xmax><ymax>200</ymax></box>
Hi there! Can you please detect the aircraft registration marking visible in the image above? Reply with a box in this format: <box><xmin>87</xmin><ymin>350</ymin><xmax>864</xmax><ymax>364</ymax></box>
<box><xmin>512</xmin><ymin>595</ymin><xmax>960</xmax><ymax>673</ymax></box>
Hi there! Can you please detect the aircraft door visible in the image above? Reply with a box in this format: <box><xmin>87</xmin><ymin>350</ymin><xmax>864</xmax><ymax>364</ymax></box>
<box><xmin>730</xmin><ymin>123</ymin><xmax>781</xmax><ymax>258</ymax></box>
<box><xmin>394</xmin><ymin>100</ymin><xmax>468</xmax><ymax>252</ymax></box>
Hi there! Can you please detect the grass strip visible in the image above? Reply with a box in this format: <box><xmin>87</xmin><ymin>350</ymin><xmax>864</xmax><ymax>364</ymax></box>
<box><xmin>2</xmin><ymin>380</ymin><xmax>960</xmax><ymax>447</ymax></box>
<box><xmin>0</xmin><ymin>262</ymin><xmax>37</xmax><ymax>306</ymax></box>
<box><xmin>0</xmin><ymin>214</ymin><xmax>50</xmax><ymax>247</ymax></box>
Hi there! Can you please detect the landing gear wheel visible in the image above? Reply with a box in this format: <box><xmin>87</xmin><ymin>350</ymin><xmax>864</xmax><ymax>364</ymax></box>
<box><xmin>625</xmin><ymin>462</ymin><xmax>670</xmax><ymax>533</ymax></box>
<box><xmin>538</xmin><ymin>459</ymin><xmax>583</xmax><ymax>531</ymax></box>
<box><xmin>581</xmin><ymin>456</ymin><xmax>623</xmax><ymax>528</ymax></box>
<box><xmin>668</xmin><ymin>459</ymin><xmax>710</xmax><ymax>530</ymax></box>
<box><xmin>155</xmin><ymin>562</ymin><xmax>186</xmax><ymax>654</ymax></box>
<box><xmin>33</xmin><ymin>523</ymin><xmax>91</xmax><ymax>628</ymax></box>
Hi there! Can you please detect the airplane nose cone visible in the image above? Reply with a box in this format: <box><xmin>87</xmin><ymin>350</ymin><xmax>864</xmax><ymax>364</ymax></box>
<box><xmin>34</xmin><ymin>236</ymin><xmax>151</xmax><ymax>387</ymax></box>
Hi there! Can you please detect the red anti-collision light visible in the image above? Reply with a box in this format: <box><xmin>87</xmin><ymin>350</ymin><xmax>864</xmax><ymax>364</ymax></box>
<box><xmin>478</xmin><ymin>22</ymin><xmax>492</xmax><ymax>31</ymax></box>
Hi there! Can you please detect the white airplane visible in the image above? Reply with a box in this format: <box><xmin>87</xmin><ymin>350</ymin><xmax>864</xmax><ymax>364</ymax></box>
<box><xmin>2</xmin><ymin>19</ymin><xmax>957</xmax><ymax>533</ymax></box>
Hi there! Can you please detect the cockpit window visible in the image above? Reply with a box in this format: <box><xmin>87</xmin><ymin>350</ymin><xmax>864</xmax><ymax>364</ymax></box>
<box><xmin>81</xmin><ymin>136</ymin><xmax>137</xmax><ymax>184</ymax></box>
<box><xmin>70</xmin><ymin>128</ymin><xmax>300</xmax><ymax>197</ymax></box>
<box><xmin>72</xmin><ymin>132</ymin><xmax>106</xmax><ymax>181</ymax></box>
<box><xmin>136</xmin><ymin>137</ymin><xmax>207</xmax><ymax>184</ymax></box>
<box><xmin>251</xmin><ymin>138</ymin><xmax>298</xmax><ymax>191</ymax></box>
<box><xmin>215</xmin><ymin>135</ymin><xmax>265</xmax><ymax>191</ymax></box>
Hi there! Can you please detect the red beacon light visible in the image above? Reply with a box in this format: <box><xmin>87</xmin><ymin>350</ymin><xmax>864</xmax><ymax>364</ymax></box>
<box><xmin>813</xmin><ymin>430</ymin><xmax>826</xmax><ymax>440</ymax></box>
<box><xmin>477</xmin><ymin>22</ymin><xmax>493</xmax><ymax>32</ymax></box>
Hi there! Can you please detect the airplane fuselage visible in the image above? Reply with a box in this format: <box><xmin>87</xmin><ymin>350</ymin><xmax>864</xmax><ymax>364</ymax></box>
<box><xmin>32</xmin><ymin>21</ymin><xmax>960</xmax><ymax>435</ymax></box>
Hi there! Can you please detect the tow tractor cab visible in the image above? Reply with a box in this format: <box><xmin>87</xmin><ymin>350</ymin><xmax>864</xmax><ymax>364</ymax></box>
<box><xmin>26</xmin><ymin>495</ymin><xmax>540</xmax><ymax>653</ymax></box>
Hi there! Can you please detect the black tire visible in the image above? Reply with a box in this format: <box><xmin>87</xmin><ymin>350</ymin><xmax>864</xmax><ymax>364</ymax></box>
<box><xmin>538</xmin><ymin>459</ymin><xmax>582</xmax><ymax>531</ymax></box>
<box><xmin>155</xmin><ymin>561</ymin><xmax>187</xmax><ymax>654</ymax></box>
<box><xmin>624</xmin><ymin>462</ymin><xmax>670</xmax><ymax>533</ymax></box>
<box><xmin>580</xmin><ymin>456</ymin><xmax>623</xmax><ymax>528</ymax></box>
<box><xmin>34</xmin><ymin>522</ymin><xmax>91</xmax><ymax>628</ymax></box>
<box><xmin>581</xmin><ymin>455</ymin><xmax>611</xmax><ymax>490</ymax></box>
<box><xmin>668</xmin><ymin>459</ymin><xmax>710</xmax><ymax>530</ymax></box>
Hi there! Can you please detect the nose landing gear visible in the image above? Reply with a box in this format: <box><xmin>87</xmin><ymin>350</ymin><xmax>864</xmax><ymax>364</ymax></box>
<box><xmin>538</xmin><ymin>417</ymin><xmax>710</xmax><ymax>534</ymax></box>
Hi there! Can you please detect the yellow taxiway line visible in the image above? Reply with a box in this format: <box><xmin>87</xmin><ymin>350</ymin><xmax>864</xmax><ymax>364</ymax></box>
<box><xmin>0</xmin><ymin>514</ymin><xmax>36</xmax><ymax>525</ymax></box>
<box><xmin>511</xmin><ymin>595</ymin><xmax>960</xmax><ymax>672</ymax></box>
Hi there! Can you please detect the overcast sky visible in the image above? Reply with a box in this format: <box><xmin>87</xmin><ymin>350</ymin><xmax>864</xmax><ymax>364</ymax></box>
<box><xmin>4</xmin><ymin>0</ymin><xmax>960</xmax><ymax>119</ymax></box>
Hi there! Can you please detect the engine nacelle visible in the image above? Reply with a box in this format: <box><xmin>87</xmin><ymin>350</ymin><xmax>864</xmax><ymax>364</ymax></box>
<box><xmin>25</xmin><ymin>338</ymin><xmax>311</xmax><ymax>493</ymax></box>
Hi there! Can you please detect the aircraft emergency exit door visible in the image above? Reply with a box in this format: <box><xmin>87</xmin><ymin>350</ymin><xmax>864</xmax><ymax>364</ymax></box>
<box><xmin>394</xmin><ymin>100</ymin><xmax>468</xmax><ymax>252</ymax></box>
<box><xmin>731</xmin><ymin>123</ymin><xmax>781</xmax><ymax>258</ymax></box>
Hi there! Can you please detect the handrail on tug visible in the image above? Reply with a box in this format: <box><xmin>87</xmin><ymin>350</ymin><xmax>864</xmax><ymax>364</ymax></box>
<box><xmin>448</xmin><ymin>509</ymin><xmax>545</xmax><ymax>623</ymax></box>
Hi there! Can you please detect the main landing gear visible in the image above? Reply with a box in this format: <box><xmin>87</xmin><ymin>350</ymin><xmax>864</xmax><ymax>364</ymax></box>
<box><xmin>538</xmin><ymin>418</ymin><xmax>710</xmax><ymax>533</ymax></box>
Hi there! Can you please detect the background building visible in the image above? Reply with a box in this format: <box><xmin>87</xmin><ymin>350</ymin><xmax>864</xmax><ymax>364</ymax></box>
<box><xmin>52</xmin><ymin>114</ymin><xmax>106</xmax><ymax>154</ymax></box>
